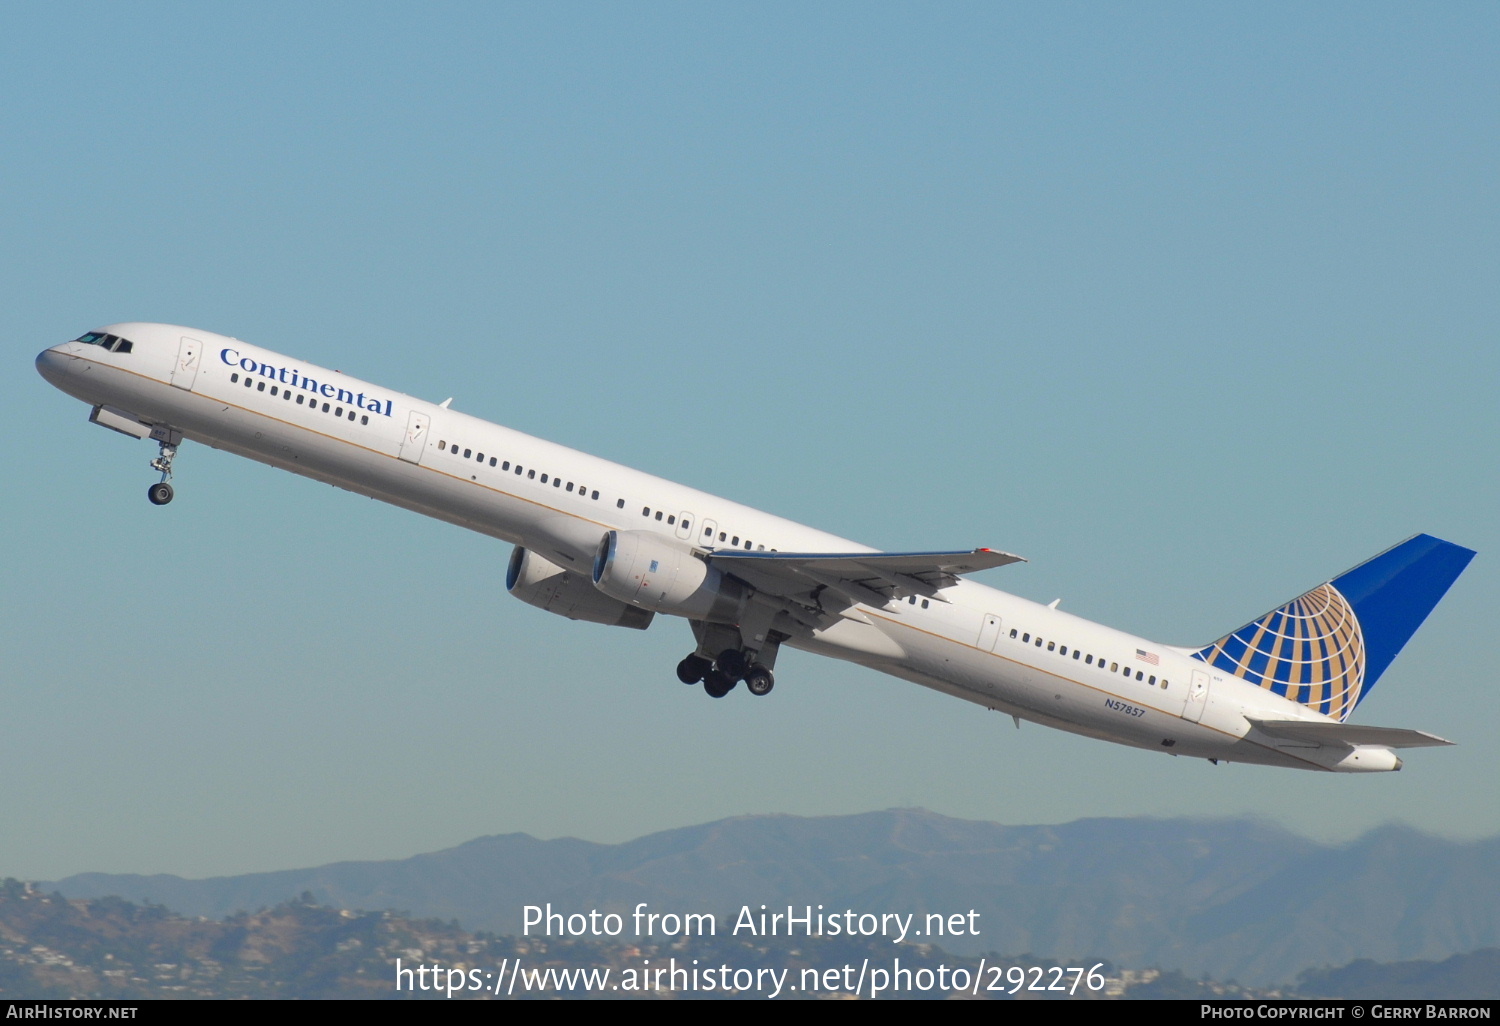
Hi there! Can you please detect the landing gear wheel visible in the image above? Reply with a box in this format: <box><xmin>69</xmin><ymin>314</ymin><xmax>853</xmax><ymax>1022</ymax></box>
<box><xmin>703</xmin><ymin>670</ymin><xmax>737</xmax><ymax>698</ymax></box>
<box><xmin>148</xmin><ymin>438</ymin><xmax>179</xmax><ymax>506</ymax></box>
<box><xmin>676</xmin><ymin>655</ymin><xmax>712</xmax><ymax>685</ymax></box>
<box><xmin>716</xmin><ymin>648</ymin><xmax>749</xmax><ymax>680</ymax></box>
<box><xmin>745</xmin><ymin>664</ymin><xmax>775</xmax><ymax>696</ymax></box>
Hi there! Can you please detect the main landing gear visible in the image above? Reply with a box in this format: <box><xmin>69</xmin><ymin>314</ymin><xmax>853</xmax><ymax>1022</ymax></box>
<box><xmin>676</xmin><ymin>648</ymin><xmax>775</xmax><ymax>699</ymax></box>
<box><xmin>147</xmin><ymin>439</ymin><xmax>178</xmax><ymax>505</ymax></box>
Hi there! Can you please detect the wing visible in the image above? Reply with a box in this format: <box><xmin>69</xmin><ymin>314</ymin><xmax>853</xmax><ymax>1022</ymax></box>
<box><xmin>1247</xmin><ymin>718</ymin><xmax>1454</xmax><ymax>749</ymax></box>
<box><xmin>707</xmin><ymin>547</ymin><xmax>1025</xmax><ymax>626</ymax></box>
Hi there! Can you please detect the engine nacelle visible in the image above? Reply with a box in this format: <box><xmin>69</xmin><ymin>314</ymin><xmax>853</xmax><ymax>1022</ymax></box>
<box><xmin>507</xmin><ymin>547</ymin><xmax>654</xmax><ymax>630</ymax></box>
<box><xmin>592</xmin><ymin>530</ymin><xmax>745</xmax><ymax>623</ymax></box>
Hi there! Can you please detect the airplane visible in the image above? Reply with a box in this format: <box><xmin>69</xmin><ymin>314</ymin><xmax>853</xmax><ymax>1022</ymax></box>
<box><xmin>36</xmin><ymin>324</ymin><xmax>1476</xmax><ymax>772</ymax></box>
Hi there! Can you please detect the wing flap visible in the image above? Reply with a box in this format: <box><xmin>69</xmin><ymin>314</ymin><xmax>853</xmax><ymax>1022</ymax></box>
<box><xmin>709</xmin><ymin>547</ymin><xmax>1023</xmax><ymax>577</ymax></box>
<box><xmin>706</xmin><ymin>547</ymin><xmax>1025</xmax><ymax>611</ymax></box>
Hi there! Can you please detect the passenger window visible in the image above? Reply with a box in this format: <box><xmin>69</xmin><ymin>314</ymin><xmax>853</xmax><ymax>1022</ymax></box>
<box><xmin>655</xmin><ymin>511</ymin><xmax>663</xmax><ymax>521</ymax></box>
<box><xmin>591</xmin><ymin>491</ymin><xmax>599</xmax><ymax>500</ymax></box>
<box><xmin>503</xmin><ymin>461</ymin><xmax>510</xmax><ymax>470</ymax></box>
<box><xmin>257</xmin><ymin>381</ymin><xmax>266</xmax><ymax>391</ymax></box>
<box><xmin>1047</xmin><ymin>642</ymin><xmax>1055</xmax><ymax>652</ymax></box>
<box><xmin>566</xmin><ymin>482</ymin><xmax>574</xmax><ymax>492</ymax></box>
<box><xmin>489</xmin><ymin>457</ymin><xmax>496</xmax><ymax>466</ymax></box>
<box><xmin>719</xmin><ymin>532</ymin><xmax>726</xmax><ymax>541</ymax></box>
<box><xmin>743</xmin><ymin>541</ymin><xmax>751</xmax><ymax>550</ymax></box>
<box><xmin>683</xmin><ymin>521</ymin><xmax>691</xmax><ymax>532</ymax></box>
<box><xmin>244</xmin><ymin>378</ymin><xmax>253</xmax><ymax>387</ymax></box>
<box><xmin>553</xmin><ymin>478</ymin><xmax>561</xmax><ymax>488</ymax></box>
<box><xmin>527</xmin><ymin>470</ymin><xmax>535</xmax><ymax>479</ymax></box>
<box><xmin>1022</xmin><ymin>633</ymin><xmax>1030</xmax><ymax>643</ymax></box>
<box><xmin>1136</xmin><ymin>671</ymin><xmax>1144</xmax><ymax>681</ymax></box>
<box><xmin>617</xmin><ymin>499</ymin><xmax>625</xmax><ymax>508</ymax></box>
<box><xmin>1149</xmin><ymin>675</ymin><xmax>1156</xmax><ymax>685</ymax></box>
<box><xmin>231</xmin><ymin>373</ymin><xmax>239</xmax><ymax>383</ymax></box>
<box><xmin>362</xmin><ymin>415</ymin><xmax>369</xmax><ymax>425</ymax></box>
<box><xmin>476</xmin><ymin>453</ymin><xmax>484</xmax><ymax>462</ymax></box>
<box><xmin>667</xmin><ymin>515</ymin><xmax>675</xmax><ymax>525</ymax></box>
<box><xmin>516</xmin><ymin>466</ymin><xmax>524</xmax><ymax>475</ymax></box>
<box><xmin>1010</xmin><ymin>629</ymin><xmax>1017</xmax><ymax>638</ymax></box>
<box><xmin>704</xmin><ymin>527</ymin><xmax>712</xmax><ymax>536</ymax></box>
<box><xmin>463</xmin><ymin>448</ymin><xmax>471</xmax><ymax>458</ymax></box>
<box><xmin>270</xmin><ymin>386</ymin><xmax>278</xmax><ymax>396</ymax></box>
<box><xmin>921</xmin><ymin>599</ymin><xmax>929</xmax><ymax>609</ymax></box>
<box><xmin>1110</xmin><ymin>662</ymin><xmax>1118</xmax><ymax>672</ymax></box>
<box><xmin>322</xmin><ymin>403</ymin><xmax>329</xmax><ymax>412</ymax></box>
<box><xmin>731</xmin><ymin>536</ymin><xmax>739</xmax><ymax>545</ymax></box>
<box><xmin>297</xmin><ymin>394</ymin><xmax>305</xmax><ymax>405</ymax></box>
<box><xmin>643</xmin><ymin>507</ymin><xmax>651</xmax><ymax>517</ymax></box>
<box><xmin>1161</xmin><ymin>679</ymin><xmax>1169</xmax><ymax>689</ymax></box>
<box><xmin>348</xmin><ymin>410</ymin><xmax>355</xmax><ymax>420</ymax></box>
<box><xmin>1035</xmin><ymin>637</ymin><xmax>1043</xmax><ymax>647</ymax></box>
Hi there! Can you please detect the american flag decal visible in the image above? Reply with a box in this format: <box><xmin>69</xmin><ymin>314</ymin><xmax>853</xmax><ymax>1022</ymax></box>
<box><xmin>1136</xmin><ymin>649</ymin><xmax>1160</xmax><ymax>665</ymax></box>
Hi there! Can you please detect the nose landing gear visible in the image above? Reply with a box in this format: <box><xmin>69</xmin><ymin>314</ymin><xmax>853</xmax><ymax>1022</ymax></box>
<box><xmin>147</xmin><ymin>439</ymin><xmax>178</xmax><ymax>505</ymax></box>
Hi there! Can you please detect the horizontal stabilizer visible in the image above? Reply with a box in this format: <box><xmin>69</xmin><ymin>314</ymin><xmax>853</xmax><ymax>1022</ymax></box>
<box><xmin>1248</xmin><ymin>718</ymin><xmax>1454</xmax><ymax>749</ymax></box>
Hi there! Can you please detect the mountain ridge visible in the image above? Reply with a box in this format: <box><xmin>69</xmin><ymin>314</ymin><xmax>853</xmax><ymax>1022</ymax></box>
<box><xmin>39</xmin><ymin>809</ymin><xmax>1500</xmax><ymax>987</ymax></box>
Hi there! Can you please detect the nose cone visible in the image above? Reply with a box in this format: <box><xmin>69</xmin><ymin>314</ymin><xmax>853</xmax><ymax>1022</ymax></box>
<box><xmin>35</xmin><ymin>346</ymin><xmax>77</xmax><ymax>387</ymax></box>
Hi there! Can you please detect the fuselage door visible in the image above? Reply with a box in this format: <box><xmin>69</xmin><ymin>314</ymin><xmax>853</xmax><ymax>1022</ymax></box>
<box><xmin>978</xmin><ymin>613</ymin><xmax>1003</xmax><ymax>652</ymax></box>
<box><xmin>398</xmin><ymin>410</ymin><xmax>429</xmax><ymax>464</ymax></box>
<box><xmin>170</xmin><ymin>336</ymin><xmax>202</xmax><ymax>390</ymax></box>
<box><xmin>1183</xmin><ymin>668</ymin><xmax>1212</xmax><ymax>723</ymax></box>
<box><xmin>676</xmin><ymin>512</ymin><xmax>694</xmax><ymax>542</ymax></box>
<box><xmin>699</xmin><ymin>519</ymin><xmax>718</xmax><ymax>550</ymax></box>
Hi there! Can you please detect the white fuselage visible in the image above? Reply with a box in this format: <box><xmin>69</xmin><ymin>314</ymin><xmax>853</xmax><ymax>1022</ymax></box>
<box><xmin>37</xmin><ymin>323</ymin><xmax>1379</xmax><ymax>772</ymax></box>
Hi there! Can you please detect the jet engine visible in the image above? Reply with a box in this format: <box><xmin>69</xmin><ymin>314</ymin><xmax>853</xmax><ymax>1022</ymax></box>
<box><xmin>592</xmin><ymin>530</ymin><xmax>745</xmax><ymax>622</ymax></box>
<box><xmin>506</xmin><ymin>547</ymin><xmax>654</xmax><ymax>629</ymax></box>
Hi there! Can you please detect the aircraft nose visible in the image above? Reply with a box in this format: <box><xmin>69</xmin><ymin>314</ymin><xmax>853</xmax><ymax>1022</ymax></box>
<box><xmin>35</xmin><ymin>346</ymin><xmax>77</xmax><ymax>386</ymax></box>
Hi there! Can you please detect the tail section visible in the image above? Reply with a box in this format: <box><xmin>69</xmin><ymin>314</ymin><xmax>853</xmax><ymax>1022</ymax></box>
<box><xmin>1193</xmin><ymin>534</ymin><xmax>1475</xmax><ymax>721</ymax></box>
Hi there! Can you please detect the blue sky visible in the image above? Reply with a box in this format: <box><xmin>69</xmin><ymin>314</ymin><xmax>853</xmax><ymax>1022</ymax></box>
<box><xmin>3</xmin><ymin>2</ymin><xmax>1496</xmax><ymax>880</ymax></box>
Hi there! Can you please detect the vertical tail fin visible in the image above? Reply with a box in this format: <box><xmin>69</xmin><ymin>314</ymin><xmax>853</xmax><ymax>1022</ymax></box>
<box><xmin>1193</xmin><ymin>534</ymin><xmax>1475</xmax><ymax>721</ymax></box>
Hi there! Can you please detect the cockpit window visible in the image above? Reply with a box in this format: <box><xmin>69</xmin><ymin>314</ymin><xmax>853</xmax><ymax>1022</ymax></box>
<box><xmin>73</xmin><ymin>332</ymin><xmax>133</xmax><ymax>354</ymax></box>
